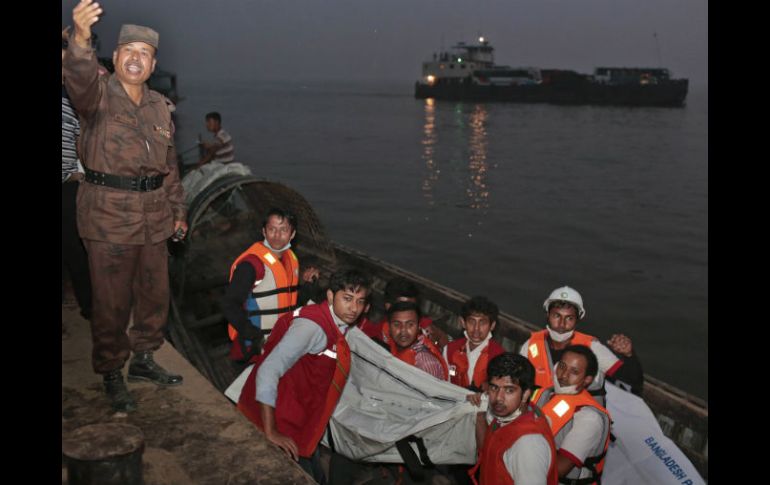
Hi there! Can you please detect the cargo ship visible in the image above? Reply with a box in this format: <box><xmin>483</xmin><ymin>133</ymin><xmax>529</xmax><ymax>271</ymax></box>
<box><xmin>414</xmin><ymin>37</ymin><xmax>688</xmax><ymax>107</ymax></box>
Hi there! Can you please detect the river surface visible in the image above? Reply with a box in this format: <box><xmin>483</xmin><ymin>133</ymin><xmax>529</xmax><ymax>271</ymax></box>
<box><xmin>173</xmin><ymin>79</ymin><xmax>708</xmax><ymax>401</ymax></box>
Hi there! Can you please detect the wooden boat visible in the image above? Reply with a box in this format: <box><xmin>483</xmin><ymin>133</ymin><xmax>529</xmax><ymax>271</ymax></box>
<box><xmin>167</xmin><ymin>175</ymin><xmax>707</xmax><ymax>480</ymax></box>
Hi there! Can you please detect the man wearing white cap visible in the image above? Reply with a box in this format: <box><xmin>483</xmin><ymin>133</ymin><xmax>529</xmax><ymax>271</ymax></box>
<box><xmin>519</xmin><ymin>286</ymin><xmax>643</xmax><ymax>404</ymax></box>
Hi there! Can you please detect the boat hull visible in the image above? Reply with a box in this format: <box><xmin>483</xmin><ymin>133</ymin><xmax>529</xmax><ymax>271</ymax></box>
<box><xmin>414</xmin><ymin>79</ymin><xmax>689</xmax><ymax>107</ymax></box>
<box><xmin>167</xmin><ymin>176</ymin><xmax>707</xmax><ymax>481</ymax></box>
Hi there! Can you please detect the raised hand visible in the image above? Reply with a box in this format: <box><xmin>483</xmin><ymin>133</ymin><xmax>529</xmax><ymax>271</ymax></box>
<box><xmin>606</xmin><ymin>333</ymin><xmax>633</xmax><ymax>357</ymax></box>
<box><xmin>301</xmin><ymin>267</ymin><xmax>320</xmax><ymax>284</ymax></box>
<box><xmin>72</xmin><ymin>0</ymin><xmax>103</xmax><ymax>48</ymax></box>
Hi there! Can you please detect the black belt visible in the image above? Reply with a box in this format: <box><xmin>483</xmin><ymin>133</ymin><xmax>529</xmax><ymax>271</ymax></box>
<box><xmin>84</xmin><ymin>168</ymin><xmax>165</xmax><ymax>192</ymax></box>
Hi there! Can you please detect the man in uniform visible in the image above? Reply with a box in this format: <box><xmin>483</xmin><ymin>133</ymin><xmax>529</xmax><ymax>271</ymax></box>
<box><xmin>65</xmin><ymin>0</ymin><xmax>187</xmax><ymax>412</ymax></box>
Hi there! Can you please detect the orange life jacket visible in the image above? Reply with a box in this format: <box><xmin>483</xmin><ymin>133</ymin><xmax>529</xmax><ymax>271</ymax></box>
<box><xmin>533</xmin><ymin>388</ymin><xmax>612</xmax><ymax>484</ymax></box>
<box><xmin>469</xmin><ymin>407</ymin><xmax>559</xmax><ymax>485</ymax></box>
<box><xmin>388</xmin><ymin>334</ymin><xmax>449</xmax><ymax>380</ymax></box>
<box><xmin>446</xmin><ymin>338</ymin><xmax>505</xmax><ymax>389</ymax></box>
<box><xmin>526</xmin><ymin>330</ymin><xmax>595</xmax><ymax>389</ymax></box>
<box><xmin>236</xmin><ymin>303</ymin><xmax>350</xmax><ymax>458</ymax></box>
<box><xmin>227</xmin><ymin>241</ymin><xmax>299</xmax><ymax>343</ymax></box>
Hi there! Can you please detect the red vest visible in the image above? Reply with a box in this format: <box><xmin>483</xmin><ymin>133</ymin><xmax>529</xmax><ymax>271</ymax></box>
<box><xmin>236</xmin><ymin>303</ymin><xmax>350</xmax><ymax>458</ymax></box>
<box><xmin>470</xmin><ymin>408</ymin><xmax>559</xmax><ymax>485</ymax></box>
<box><xmin>446</xmin><ymin>338</ymin><xmax>505</xmax><ymax>389</ymax></box>
<box><xmin>526</xmin><ymin>330</ymin><xmax>595</xmax><ymax>389</ymax></box>
<box><xmin>388</xmin><ymin>334</ymin><xmax>449</xmax><ymax>380</ymax></box>
<box><xmin>358</xmin><ymin>315</ymin><xmax>385</xmax><ymax>339</ymax></box>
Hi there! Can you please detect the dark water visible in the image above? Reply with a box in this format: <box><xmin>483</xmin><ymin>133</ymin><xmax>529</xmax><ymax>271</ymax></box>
<box><xmin>173</xmin><ymin>80</ymin><xmax>708</xmax><ymax>401</ymax></box>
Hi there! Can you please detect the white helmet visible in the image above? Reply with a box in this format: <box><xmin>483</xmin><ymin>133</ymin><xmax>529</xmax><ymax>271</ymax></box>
<box><xmin>543</xmin><ymin>286</ymin><xmax>585</xmax><ymax>319</ymax></box>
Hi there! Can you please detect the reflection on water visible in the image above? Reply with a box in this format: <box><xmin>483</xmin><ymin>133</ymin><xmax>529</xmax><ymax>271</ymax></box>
<box><xmin>421</xmin><ymin>98</ymin><xmax>438</xmax><ymax>206</ymax></box>
<box><xmin>466</xmin><ymin>104</ymin><xmax>489</xmax><ymax>210</ymax></box>
<box><xmin>420</xmin><ymin>100</ymin><xmax>491</xmax><ymax>210</ymax></box>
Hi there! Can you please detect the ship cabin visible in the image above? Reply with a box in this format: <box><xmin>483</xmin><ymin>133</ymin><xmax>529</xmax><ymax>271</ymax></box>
<box><xmin>420</xmin><ymin>37</ymin><xmax>496</xmax><ymax>86</ymax></box>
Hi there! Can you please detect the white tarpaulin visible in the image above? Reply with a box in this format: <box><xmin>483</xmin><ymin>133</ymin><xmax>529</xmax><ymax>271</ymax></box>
<box><xmin>224</xmin><ymin>328</ymin><xmax>706</xmax><ymax>483</ymax></box>
<box><xmin>322</xmin><ymin>327</ymin><xmax>485</xmax><ymax>465</ymax></box>
<box><xmin>603</xmin><ymin>382</ymin><xmax>706</xmax><ymax>485</ymax></box>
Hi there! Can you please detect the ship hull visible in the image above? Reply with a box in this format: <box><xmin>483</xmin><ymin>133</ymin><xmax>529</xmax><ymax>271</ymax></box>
<box><xmin>414</xmin><ymin>79</ymin><xmax>689</xmax><ymax>107</ymax></box>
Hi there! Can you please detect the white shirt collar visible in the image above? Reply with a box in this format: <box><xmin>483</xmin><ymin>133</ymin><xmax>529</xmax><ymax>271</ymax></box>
<box><xmin>486</xmin><ymin>406</ymin><xmax>524</xmax><ymax>426</ymax></box>
<box><xmin>329</xmin><ymin>303</ymin><xmax>349</xmax><ymax>333</ymax></box>
<box><xmin>464</xmin><ymin>330</ymin><xmax>493</xmax><ymax>355</ymax></box>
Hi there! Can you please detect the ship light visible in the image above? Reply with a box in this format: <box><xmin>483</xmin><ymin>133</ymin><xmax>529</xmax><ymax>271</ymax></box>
<box><xmin>426</xmin><ymin>75</ymin><xmax>436</xmax><ymax>85</ymax></box>
<box><xmin>457</xmin><ymin>58</ymin><xmax>462</xmax><ymax>63</ymax></box>
<box><xmin>479</xmin><ymin>36</ymin><xmax>485</xmax><ymax>43</ymax></box>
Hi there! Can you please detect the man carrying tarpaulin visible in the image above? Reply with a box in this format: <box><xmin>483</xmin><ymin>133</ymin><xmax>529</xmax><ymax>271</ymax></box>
<box><xmin>236</xmin><ymin>269</ymin><xmax>371</xmax><ymax>484</ymax></box>
<box><xmin>329</xmin><ymin>301</ymin><xmax>481</xmax><ymax>484</ymax></box>
<box><xmin>385</xmin><ymin>300</ymin><xmax>449</xmax><ymax>381</ymax></box>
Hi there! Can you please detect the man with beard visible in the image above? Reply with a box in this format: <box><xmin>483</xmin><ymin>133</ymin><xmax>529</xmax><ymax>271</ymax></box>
<box><xmin>531</xmin><ymin>345</ymin><xmax>612</xmax><ymax>484</ymax></box>
<box><xmin>520</xmin><ymin>286</ymin><xmax>643</xmax><ymax>404</ymax></box>
<box><xmin>386</xmin><ymin>301</ymin><xmax>448</xmax><ymax>380</ymax></box>
<box><xmin>64</xmin><ymin>0</ymin><xmax>187</xmax><ymax>412</ymax></box>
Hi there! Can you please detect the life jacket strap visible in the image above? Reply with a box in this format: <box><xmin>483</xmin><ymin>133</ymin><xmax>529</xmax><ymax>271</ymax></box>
<box><xmin>247</xmin><ymin>304</ymin><xmax>299</xmax><ymax>317</ymax></box>
<box><xmin>558</xmin><ymin>450</ymin><xmax>606</xmax><ymax>485</ymax></box>
<box><xmin>394</xmin><ymin>435</ymin><xmax>434</xmax><ymax>481</ymax></box>
<box><xmin>251</xmin><ymin>285</ymin><xmax>299</xmax><ymax>298</ymax></box>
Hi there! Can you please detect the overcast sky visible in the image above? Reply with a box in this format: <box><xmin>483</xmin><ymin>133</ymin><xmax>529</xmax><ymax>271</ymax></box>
<box><xmin>62</xmin><ymin>0</ymin><xmax>707</xmax><ymax>87</ymax></box>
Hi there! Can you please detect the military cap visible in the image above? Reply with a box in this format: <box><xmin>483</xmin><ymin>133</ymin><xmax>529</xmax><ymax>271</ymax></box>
<box><xmin>117</xmin><ymin>24</ymin><xmax>159</xmax><ymax>50</ymax></box>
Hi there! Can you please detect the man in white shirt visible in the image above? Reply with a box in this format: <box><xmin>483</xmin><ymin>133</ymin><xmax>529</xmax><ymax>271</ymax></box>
<box><xmin>532</xmin><ymin>345</ymin><xmax>612</xmax><ymax>484</ymax></box>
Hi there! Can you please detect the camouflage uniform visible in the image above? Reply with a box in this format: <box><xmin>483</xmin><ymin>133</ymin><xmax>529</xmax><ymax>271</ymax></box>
<box><xmin>64</xmin><ymin>39</ymin><xmax>186</xmax><ymax>374</ymax></box>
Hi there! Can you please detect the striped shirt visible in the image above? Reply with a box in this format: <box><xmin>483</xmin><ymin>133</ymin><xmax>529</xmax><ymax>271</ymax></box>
<box><xmin>412</xmin><ymin>337</ymin><xmax>446</xmax><ymax>380</ymax></box>
<box><xmin>212</xmin><ymin>128</ymin><xmax>235</xmax><ymax>163</ymax></box>
<box><xmin>61</xmin><ymin>87</ymin><xmax>84</xmax><ymax>182</ymax></box>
